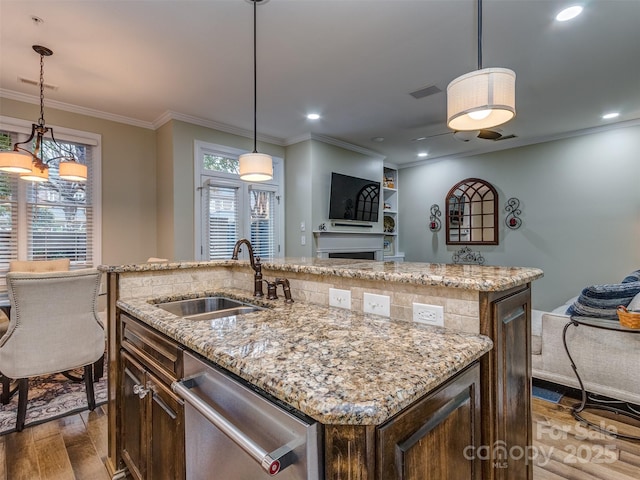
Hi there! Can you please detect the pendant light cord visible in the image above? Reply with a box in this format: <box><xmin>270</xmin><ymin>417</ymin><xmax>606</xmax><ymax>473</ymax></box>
<box><xmin>477</xmin><ymin>0</ymin><xmax>483</xmax><ymax>70</ymax></box>
<box><xmin>253</xmin><ymin>0</ymin><xmax>258</xmax><ymax>153</ymax></box>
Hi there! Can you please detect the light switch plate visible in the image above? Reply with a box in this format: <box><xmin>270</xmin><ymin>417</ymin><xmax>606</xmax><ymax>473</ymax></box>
<box><xmin>363</xmin><ymin>292</ymin><xmax>390</xmax><ymax>317</ymax></box>
<box><xmin>329</xmin><ymin>288</ymin><xmax>351</xmax><ymax>309</ymax></box>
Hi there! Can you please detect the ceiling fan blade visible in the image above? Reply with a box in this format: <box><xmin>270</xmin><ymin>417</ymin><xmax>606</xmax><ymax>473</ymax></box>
<box><xmin>477</xmin><ymin>129</ymin><xmax>503</xmax><ymax>140</ymax></box>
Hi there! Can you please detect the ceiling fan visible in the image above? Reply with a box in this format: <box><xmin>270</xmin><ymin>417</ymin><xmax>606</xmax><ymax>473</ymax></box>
<box><xmin>414</xmin><ymin>128</ymin><xmax>517</xmax><ymax>143</ymax></box>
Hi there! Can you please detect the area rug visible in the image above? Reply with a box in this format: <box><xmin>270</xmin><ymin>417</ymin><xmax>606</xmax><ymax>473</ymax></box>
<box><xmin>532</xmin><ymin>384</ymin><xmax>564</xmax><ymax>404</ymax></box>
<box><xmin>0</xmin><ymin>368</ymin><xmax>107</xmax><ymax>435</ymax></box>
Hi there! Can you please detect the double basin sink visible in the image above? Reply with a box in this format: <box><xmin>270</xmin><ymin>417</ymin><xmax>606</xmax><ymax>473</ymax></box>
<box><xmin>156</xmin><ymin>296</ymin><xmax>264</xmax><ymax>321</ymax></box>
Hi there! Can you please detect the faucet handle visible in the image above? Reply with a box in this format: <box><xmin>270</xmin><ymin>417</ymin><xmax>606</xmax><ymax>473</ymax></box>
<box><xmin>265</xmin><ymin>280</ymin><xmax>278</xmax><ymax>300</ymax></box>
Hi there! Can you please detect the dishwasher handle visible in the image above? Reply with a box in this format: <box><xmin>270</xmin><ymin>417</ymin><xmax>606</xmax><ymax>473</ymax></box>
<box><xmin>172</xmin><ymin>376</ymin><xmax>295</xmax><ymax>476</ymax></box>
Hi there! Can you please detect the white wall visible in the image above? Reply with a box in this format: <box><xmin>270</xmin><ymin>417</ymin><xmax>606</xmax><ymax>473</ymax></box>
<box><xmin>399</xmin><ymin>123</ymin><xmax>640</xmax><ymax>311</ymax></box>
<box><xmin>284</xmin><ymin>138</ymin><xmax>385</xmax><ymax>257</ymax></box>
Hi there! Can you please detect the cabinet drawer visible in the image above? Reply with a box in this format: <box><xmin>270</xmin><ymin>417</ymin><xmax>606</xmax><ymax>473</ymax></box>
<box><xmin>121</xmin><ymin>312</ymin><xmax>184</xmax><ymax>384</ymax></box>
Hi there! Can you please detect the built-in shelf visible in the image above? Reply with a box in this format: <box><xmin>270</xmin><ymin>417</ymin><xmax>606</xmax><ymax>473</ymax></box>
<box><xmin>383</xmin><ymin>166</ymin><xmax>404</xmax><ymax>262</ymax></box>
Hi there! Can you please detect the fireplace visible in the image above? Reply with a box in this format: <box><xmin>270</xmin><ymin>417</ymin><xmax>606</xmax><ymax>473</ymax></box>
<box><xmin>328</xmin><ymin>252</ymin><xmax>375</xmax><ymax>260</ymax></box>
<box><xmin>313</xmin><ymin>231</ymin><xmax>384</xmax><ymax>260</ymax></box>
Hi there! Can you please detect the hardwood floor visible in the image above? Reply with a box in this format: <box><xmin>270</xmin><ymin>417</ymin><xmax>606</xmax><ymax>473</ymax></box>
<box><xmin>0</xmin><ymin>405</ymin><xmax>109</xmax><ymax>480</ymax></box>
<box><xmin>532</xmin><ymin>395</ymin><xmax>640</xmax><ymax>480</ymax></box>
<box><xmin>0</xmin><ymin>397</ymin><xmax>638</xmax><ymax>479</ymax></box>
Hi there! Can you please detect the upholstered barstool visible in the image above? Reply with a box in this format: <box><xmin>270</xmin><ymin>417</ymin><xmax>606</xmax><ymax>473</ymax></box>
<box><xmin>1</xmin><ymin>259</ymin><xmax>71</xmax><ymax>405</ymax></box>
<box><xmin>0</xmin><ymin>269</ymin><xmax>105</xmax><ymax>431</ymax></box>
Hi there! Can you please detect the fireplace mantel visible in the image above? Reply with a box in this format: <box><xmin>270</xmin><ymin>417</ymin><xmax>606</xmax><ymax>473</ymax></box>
<box><xmin>313</xmin><ymin>231</ymin><xmax>385</xmax><ymax>260</ymax></box>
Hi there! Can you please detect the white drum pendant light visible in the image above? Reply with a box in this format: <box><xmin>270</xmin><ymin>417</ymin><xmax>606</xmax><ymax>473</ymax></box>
<box><xmin>447</xmin><ymin>0</ymin><xmax>515</xmax><ymax>131</ymax></box>
<box><xmin>239</xmin><ymin>0</ymin><xmax>273</xmax><ymax>182</ymax></box>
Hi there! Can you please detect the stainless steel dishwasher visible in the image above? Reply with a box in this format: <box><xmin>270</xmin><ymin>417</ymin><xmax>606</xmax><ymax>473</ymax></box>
<box><xmin>173</xmin><ymin>351</ymin><xmax>322</xmax><ymax>480</ymax></box>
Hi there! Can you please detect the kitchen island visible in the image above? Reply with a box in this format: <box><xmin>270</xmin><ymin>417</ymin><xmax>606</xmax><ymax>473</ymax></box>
<box><xmin>101</xmin><ymin>258</ymin><xmax>542</xmax><ymax>480</ymax></box>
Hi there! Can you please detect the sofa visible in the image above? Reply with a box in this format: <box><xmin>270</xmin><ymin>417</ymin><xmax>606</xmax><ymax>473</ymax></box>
<box><xmin>532</xmin><ymin>286</ymin><xmax>640</xmax><ymax>405</ymax></box>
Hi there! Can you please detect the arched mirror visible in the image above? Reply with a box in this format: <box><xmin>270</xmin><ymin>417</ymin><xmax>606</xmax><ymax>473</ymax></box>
<box><xmin>446</xmin><ymin>178</ymin><xmax>498</xmax><ymax>245</ymax></box>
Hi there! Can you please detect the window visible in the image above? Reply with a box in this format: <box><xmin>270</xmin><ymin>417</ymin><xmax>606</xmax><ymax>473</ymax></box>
<box><xmin>195</xmin><ymin>141</ymin><xmax>283</xmax><ymax>260</ymax></box>
<box><xmin>0</xmin><ymin>118</ymin><xmax>101</xmax><ymax>285</ymax></box>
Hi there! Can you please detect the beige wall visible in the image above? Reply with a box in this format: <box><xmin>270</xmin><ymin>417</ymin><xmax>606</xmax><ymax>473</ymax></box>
<box><xmin>0</xmin><ymin>97</ymin><xmax>157</xmax><ymax>265</ymax></box>
<box><xmin>167</xmin><ymin>120</ymin><xmax>285</xmax><ymax>261</ymax></box>
<box><xmin>0</xmin><ymin>99</ymin><xmax>291</xmax><ymax>264</ymax></box>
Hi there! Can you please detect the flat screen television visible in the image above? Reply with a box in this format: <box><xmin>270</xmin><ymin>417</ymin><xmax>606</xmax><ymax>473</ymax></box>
<box><xmin>328</xmin><ymin>172</ymin><xmax>381</xmax><ymax>222</ymax></box>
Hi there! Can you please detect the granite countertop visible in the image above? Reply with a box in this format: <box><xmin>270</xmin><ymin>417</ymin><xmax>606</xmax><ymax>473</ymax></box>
<box><xmin>118</xmin><ymin>289</ymin><xmax>493</xmax><ymax>426</ymax></box>
<box><xmin>100</xmin><ymin>257</ymin><xmax>543</xmax><ymax>292</ymax></box>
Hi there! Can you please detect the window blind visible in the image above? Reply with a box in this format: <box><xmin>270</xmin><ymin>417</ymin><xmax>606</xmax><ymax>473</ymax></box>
<box><xmin>0</xmin><ymin>131</ymin><xmax>18</xmax><ymax>276</ymax></box>
<box><xmin>207</xmin><ymin>184</ymin><xmax>240</xmax><ymax>259</ymax></box>
<box><xmin>249</xmin><ymin>187</ymin><xmax>277</xmax><ymax>259</ymax></box>
<box><xmin>26</xmin><ymin>139</ymin><xmax>94</xmax><ymax>267</ymax></box>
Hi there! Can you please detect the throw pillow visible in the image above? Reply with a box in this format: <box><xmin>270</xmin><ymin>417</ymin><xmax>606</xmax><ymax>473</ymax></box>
<box><xmin>628</xmin><ymin>292</ymin><xmax>640</xmax><ymax>312</ymax></box>
<box><xmin>565</xmin><ymin>281</ymin><xmax>640</xmax><ymax>320</ymax></box>
<box><xmin>622</xmin><ymin>269</ymin><xmax>640</xmax><ymax>283</ymax></box>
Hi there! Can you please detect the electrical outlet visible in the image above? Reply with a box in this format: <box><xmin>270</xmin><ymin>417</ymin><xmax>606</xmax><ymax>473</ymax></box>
<box><xmin>363</xmin><ymin>292</ymin><xmax>390</xmax><ymax>317</ymax></box>
<box><xmin>301</xmin><ymin>235</ymin><xmax>306</xmax><ymax>245</ymax></box>
<box><xmin>412</xmin><ymin>303</ymin><xmax>444</xmax><ymax>326</ymax></box>
<box><xmin>329</xmin><ymin>288</ymin><xmax>351</xmax><ymax>309</ymax></box>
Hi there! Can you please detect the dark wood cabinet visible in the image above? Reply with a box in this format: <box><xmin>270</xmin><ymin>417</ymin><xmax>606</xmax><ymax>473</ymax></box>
<box><xmin>324</xmin><ymin>363</ymin><xmax>481</xmax><ymax>480</ymax></box>
<box><xmin>121</xmin><ymin>353</ymin><xmax>145</xmax><ymax>479</ymax></box>
<box><xmin>118</xmin><ymin>314</ymin><xmax>185</xmax><ymax>480</ymax></box>
<box><xmin>480</xmin><ymin>285</ymin><xmax>532</xmax><ymax>480</ymax></box>
<box><xmin>378</xmin><ymin>364</ymin><xmax>481</xmax><ymax>480</ymax></box>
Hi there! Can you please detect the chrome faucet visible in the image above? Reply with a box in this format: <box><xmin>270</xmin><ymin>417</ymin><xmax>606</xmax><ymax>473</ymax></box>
<box><xmin>231</xmin><ymin>239</ymin><xmax>263</xmax><ymax>297</ymax></box>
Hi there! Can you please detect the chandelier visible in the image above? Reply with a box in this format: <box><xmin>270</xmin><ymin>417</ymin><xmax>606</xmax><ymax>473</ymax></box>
<box><xmin>0</xmin><ymin>45</ymin><xmax>87</xmax><ymax>182</ymax></box>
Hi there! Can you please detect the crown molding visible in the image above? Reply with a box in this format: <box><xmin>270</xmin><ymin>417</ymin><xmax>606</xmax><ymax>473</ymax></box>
<box><xmin>0</xmin><ymin>88</ymin><xmax>155</xmax><ymax>130</ymax></box>
<box><xmin>285</xmin><ymin>132</ymin><xmax>386</xmax><ymax>160</ymax></box>
<box><xmin>154</xmin><ymin>110</ymin><xmax>286</xmax><ymax>146</ymax></box>
<box><xmin>400</xmin><ymin>117</ymin><xmax>640</xmax><ymax>169</ymax></box>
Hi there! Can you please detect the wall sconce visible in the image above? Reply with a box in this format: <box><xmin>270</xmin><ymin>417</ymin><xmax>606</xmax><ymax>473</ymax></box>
<box><xmin>505</xmin><ymin>197</ymin><xmax>522</xmax><ymax>229</ymax></box>
<box><xmin>429</xmin><ymin>204</ymin><xmax>441</xmax><ymax>232</ymax></box>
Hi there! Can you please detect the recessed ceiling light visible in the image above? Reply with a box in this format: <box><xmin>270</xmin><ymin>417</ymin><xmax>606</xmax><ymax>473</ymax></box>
<box><xmin>602</xmin><ymin>112</ymin><xmax>620</xmax><ymax>120</ymax></box>
<box><xmin>555</xmin><ymin>5</ymin><xmax>583</xmax><ymax>22</ymax></box>
<box><xmin>412</xmin><ymin>137</ymin><xmax>427</xmax><ymax>142</ymax></box>
<box><xmin>306</xmin><ymin>113</ymin><xmax>320</xmax><ymax>120</ymax></box>
<box><xmin>371</xmin><ymin>137</ymin><xmax>385</xmax><ymax>142</ymax></box>
<box><xmin>417</xmin><ymin>152</ymin><xmax>428</xmax><ymax>157</ymax></box>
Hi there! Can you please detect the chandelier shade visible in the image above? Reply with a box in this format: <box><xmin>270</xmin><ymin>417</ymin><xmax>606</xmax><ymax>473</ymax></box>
<box><xmin>0</xmin><ymin>151</ymin><xmax>33</xmax><ymax>173</ymax></box>
<box><xmin>20</xmin><ymin>163</ymin><xmax>49</xmax><ymax>182</ymax></box>
<box><xmin>447</xmin><ymin>67</ymin><xmax>516</xmax><ymax>131</ymax></box>
<box><xmin>0</xmin><ymin>45</ymin><xmax>87</xmax><ymax>182</ymax></box>
<box><xmin>59</xmin><ymin>160</ymin><xmax>88</xmax><ymax>182</ymax></box>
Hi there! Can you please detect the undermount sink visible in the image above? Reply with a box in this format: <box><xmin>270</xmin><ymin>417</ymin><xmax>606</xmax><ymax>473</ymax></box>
<box><xmin>155</xmin><ymin>296</ymin><xmax>264</xmax><ymax>321</ymax></box>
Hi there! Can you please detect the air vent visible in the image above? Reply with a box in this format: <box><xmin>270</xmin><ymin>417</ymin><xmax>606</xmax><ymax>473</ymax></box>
<box><xmin>409</xmin><ymin>85</ymin><xmax>442</xmax><ymax>99</ymax></box>
<box><xmin>18</xmin><ymin>77</ymin><xmax>58</xmax><ymax>91</ymax></box>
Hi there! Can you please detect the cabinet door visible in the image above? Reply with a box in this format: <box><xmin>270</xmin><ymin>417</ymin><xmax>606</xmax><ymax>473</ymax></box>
<box><xmin>121</xmin><ymin>352</ymin><xmax>147</xmax><ymax>480</ymax></box>
<box><xmin>147</xmin><ymin>372</ymin><xmax>185</xmax><ymax>480</ymax></box>
<box><xmin>481</xmin><ymin>286</ymin><xmax>532</xmax><ymax>480</ymax></box>
<box><xmin>494</xmin><ymin>288</ymin><xmax>531</xmax><ymax>479</ymax></box>
<box><xmin>377</xmin><ymin>364</ymin><xmax>481</xmax><ymax>480</ymax></box>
